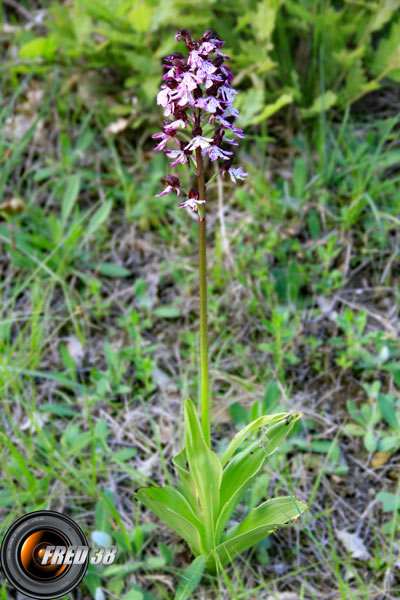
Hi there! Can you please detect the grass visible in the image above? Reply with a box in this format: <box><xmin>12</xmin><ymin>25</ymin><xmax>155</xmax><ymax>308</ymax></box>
<box><xmin>1</xmin><ymin>18</ymin><xmax>400</xmax><ymax>600</ymax></box>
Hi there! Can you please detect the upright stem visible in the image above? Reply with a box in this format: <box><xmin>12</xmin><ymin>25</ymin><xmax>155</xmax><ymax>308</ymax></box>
<box><xmin>196</xmin><ymin>147</ymin><xmax>210</xmax><ymax>447</ymax></box>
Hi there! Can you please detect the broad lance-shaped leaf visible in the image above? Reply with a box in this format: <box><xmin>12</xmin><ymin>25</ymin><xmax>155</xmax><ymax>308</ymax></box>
<box><xmin>261</xmin><ymin>413</ymin><xmax>302</xmax><ymax>457</ymax></box>
<box><xmin>172</xmin><ymin>448</ymin><xmax>198</xmax><ymax>512</ymax></box>
<box><xmin>220</xmin><ymin>413</ymin><xmax>290</xmax><ymax>467</ymax></box>
<box><xmin>136</xmin><ymin>485</ymin><xmax>205</xmax><ymax>556</ymax></box>
<box><xmin>216</xmin><ymin>412</ymin><xmax>302</xmax><ymax>541</ymax></box>
<box><xmin>209</xmin><ymin>496</ymin><xmax>308</xmax><ymax>570</ymax></box>
<box><xmin>215</xmin><ymin>444</ymin><xmax>266</xmax><ymax>543</ymax></box>
<box><xmin>184</xmin><ymin>398</ymin><xmax>222</xmax><ymax>553</ymax></box>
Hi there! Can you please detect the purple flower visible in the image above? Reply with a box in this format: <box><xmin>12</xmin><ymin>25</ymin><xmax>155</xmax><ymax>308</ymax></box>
<box><xmin>157</xmin><ymin>87</ymin><xmax>170</xmax><ymax>107</ymax></box>
<box><xmin>196</xmin><ymin>60</ymin><xmax>217</xmax><ymax>81</ymax></box>
<box><xmin>165</xmin><ymin>149</ymin><xmax>188</xmax><ymax>167</ymax></box>
<box><xmin>184</xmin><ymin>135</ymin><xmax>213</xmax><ymax>151</ymax></box>
<box><xmin>202</xmin><ymin>146</ymin><xmax>233</xmax><ymax>161</ymax></box>
<box><xmin>228</xmin><ymin>166</ymin><xmax>248</xmax><ymax>183</ymax></box>
<box><xmin>223</xmin><ymin>136</ymin><xmax>239</xmax><ymax>146</ymax></box>
<box><xmin>165</xmin><ymin>119</ymin><xmax>186</xmax><ymax>130</ymax></box>
<box><xmin>219</xmin><ymin>85</ymin><xmax>238</xmax><ymax>104</ymax></box>
<box><xmin>195</xmin><ymin>96</ymin><xmax>223</xmax><ymax>113</ymax></box>
<box><xmin>204</xmin><ymin>71</ymin><xmax>223</xmax><ymax>89</ymax></box>
<box><xmin>188</xmin><ymin>50</ymin><xmax>204</xmax><ymax>69</ymax></box>
<box><xmin>154</xmin><ymin>29</ymin><xmax>247</xmax><ymax>213</ymax></box>
<box><xmin>216</xmin><ymin>116</ymin><xmax>244</xmax><ymax>138</ymax></box>
<box><xmin>179</xmin><ymin>188</ymin><xmax>206</xmax><ymax>212</ymax></box>
<box><xmin>155</xmin><ymin>175</ymin><xmax>182</xmax><ymax>197</ymax></box>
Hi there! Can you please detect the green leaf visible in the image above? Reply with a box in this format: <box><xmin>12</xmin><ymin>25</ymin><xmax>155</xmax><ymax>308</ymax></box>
<box><xmin>215</xmin><ymin>445</ymin><xmax>266</xmax><ymax>542</ymax></box>
<box><xmin>263</xmin><ymin>380</ymin><xmax>281</xmax><ymax>412</ymax></box>
<box><xmin>364</xmin><ymin>430</ymin><xmax>377</xmax><ymax>453</ymax></box>
<box><xmin>252</xmin><ymin>0</ymin><xmax>279</xmax><ymax>43</ymax></box>
<box><xmin>128</xmin><ymin>3</ymin><xmax>154</xmax><ymax>32</ymax></box>
<box><xmin>250</xmin><ymin>93</ymin><xmax>293</xmax><ymax>125</ymax></box>
<box><xmin>153</xmin><ymin>306</ymin><xmax>181</xmax><ymax>318</ymax></box>
<box><xmin>19</xmin><ymin>36</ymin><xmax>58</xmax><ymax>60</ymax></box>
<box><xmin>136</xmin><ymin>485</ymin><xmax>204</xmax><ymax>555</ymax></box>
<box><xmin>85</xmin><ymin>200</ymin><xmax>112</xmax><ymax>240</ymax></box>
<box><xmin>172</xmin><ymin>449</ymin><xmax>197</xmax><ymax>512</ymax></box>
<box><xmin>376</xmin><ymin>491</ymin><xmax>400</xmax><ymax>512</ymax></box>
<box><xmin>184</xmin><ymin>398</ymin><xmax>222</xmax><ymax>552</ymax></box>
<box><xmin>39</xmin><ymin>403</ymin><xmax>76</xmax><ymax>416</ymax></box>
<box><xmin>61</xmin><ymin>174</ymin><xmax>81</xmax><ymax>225</ymax></box>
<box><xmin>236</xmin><ymin>89</ymin><xmax>264</xmax><ymax>128</ymax></box>
<box><xmin>121</xmin><ymin>590</ymin><xmax>143</xmax><ymax>600</ymax></box>
<box><xmin>212</xmin><ymin>496</ymin><xmax>308</xmax><ymax>569</ymax></box>
<box><xmin>174</xmin><ymin>556</ymin><xmax>206</xmax><ymax>600</ymax></box>
<box><xmin>378</xmin><ymin>394</ymin><xmax>400</xmax><ymax>432</ymax></box>
<box><xmin>90</xmin><ymin>262</ymin><xmax>131</xmax><ymax>277</ymax></box>
<box><xmin>300</xmin><ymin>91</ymin><xmax>337</xmax><ymax>118</ymax></box>
<box><xmin>113</xmin><ymin>448</ymin><xmax>137</xmax><ymax>461</ymax></box>
<box><xmin>220</xmin><ymin>412</ymin><xmax>294</xmax><ymax>467</ymax></box>
<box><xmin>261</xmin><ymin>416</ymin><xmax>300</xmax><ymax>458</ymax></box>
<box><xmin>379</xmin><ymin>436</ymin><xmax>399</xmax><ymax>452</ymax></box>
<box><xmin>371</xmin><ymin>20</ymin><xmax>400</xmax><ymax>80</ymax></box>
<box><xmin>102</xmin><ymin>562</ymin><xmax>144</xmax><ymax>577</ymax></box>
<box><xmin>229</xmin><ymin>401</ymin><xmax>249</xmax><ymax>426</ymax></box>
<box><xmin>344</xmin><ymin>59</ymin><xmax>367</xmax><ymax>103</ymax></box>
<box><xmin>370</xmin><ymin>0</ymin><xmax>400</xmax><ymax>32</ymax></box>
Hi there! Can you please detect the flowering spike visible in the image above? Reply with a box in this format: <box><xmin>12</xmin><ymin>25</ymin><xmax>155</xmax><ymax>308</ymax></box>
<box><xmin>153</xmin><ymin>29</ymin><xmax>247</xmax><ymax>207</ymax></box>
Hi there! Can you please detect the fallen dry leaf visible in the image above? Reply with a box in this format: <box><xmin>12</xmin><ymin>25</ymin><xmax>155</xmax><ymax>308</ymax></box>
<box><xmin>336</xmin><ymin>530</ymin><xmax>371</xmax><ymax>561</ymax></box>
<box><xmin>105</xmin><ymin>118</ymin><xmax>129</xmax><ymax>135</ymax></box>
<box><xmin>66</xmin><ymin>336</ymin><xmax>85</xmax><ymax>365</ymax></box>
<box><xmin>371</xmin><ymin>451</ymin><xmax>392</xmax><ymax>468</ymax></box>
<box><xmin>266</xmin><ymin>593</ymin><xmax>298</xmax><ymax>600</ymax></box>
<box><xmin>0</xmin><ymin>197</ymin><xmax>25</xmax><ymax>216</ymax></box>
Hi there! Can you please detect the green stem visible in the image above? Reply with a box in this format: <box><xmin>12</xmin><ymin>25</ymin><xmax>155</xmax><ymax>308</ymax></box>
<box><xmin>196</xmin><ymin>148</ymin><xmax>210</xmax><ymax>447</ymax></box>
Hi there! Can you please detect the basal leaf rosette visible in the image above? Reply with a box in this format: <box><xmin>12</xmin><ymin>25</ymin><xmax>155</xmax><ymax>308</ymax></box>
<box><xmin>137</xmin><ymin>399</ymin><xmax>308</xmax><ymax>572</ymax></box>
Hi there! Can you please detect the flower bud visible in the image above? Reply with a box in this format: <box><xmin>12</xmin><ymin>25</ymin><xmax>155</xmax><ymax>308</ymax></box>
<box><xmin>200</xmin><ymin>29</ymin><xmax>214</xmax><ymax>42</ymax></box>
<box><xmin>165</xmin><ymin>77</ymin><xmax>179</xmax><ymax>89</ymax></box>
<box><xmin>193</xmin><ymin>87</ymin><xmax>203</xmax><ymax>100</ymax></box>
<box><xmin>188</xmin><ymin>188</ymin><xmax>199</xmax><ymax>201</ymax></box>
<box><xmin>164</xmin><ymin>175</ymin><xmax>180</xmax><ymax>188</ymax></box>
<box><xmin>192</xmin><ymin>125</ymin><xmax>203</xmax><ymax>137</ymax></box>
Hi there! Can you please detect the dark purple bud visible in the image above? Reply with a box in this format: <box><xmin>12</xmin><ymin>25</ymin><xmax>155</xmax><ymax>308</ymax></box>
<box><xmin>199</xmin><ymin>29</ymin><xmax>215</xmax><ymax>42</ymax></box>
<box><xmin>213</xmin><ymin>127</ymin><xmax>224</xmax><ymax>146</ymax></box>
<box><xmin>164</xmin><ymin>175</ymin><xmax>180</xmax><ymax>188</ymax></box>
<box><xmin>162</xmin><ymin>125</ymin><xmax>177</xmax><ymax>136</ymax></box>
<box><xmin>175</xmin><ymin>29</ymin><xmax>190</xmax><ymax>42</ymax></box>
<box><xmin>206</xmin><ymin>83</ymin><xmax>220</xmax><ymax>97</ymax></box>
<box><xmin>188</xmin><ymin>188</ymin><xmax>199</xmax><ymax>201</ymax></box>
<box><xmin>164</xmin><ymin>52</ymin><xmax>187</xmax><ymax>68</ymax></box>
<box><xmin>193</xmin><ymin>87</ymin><xmax>203</xmax><ymax>100</ymax></box>
<box><xmin>221</xmin><ymin>158</ymin><xmax>233</xmax><ymax>176</ymax></box>
<box><xmin>212</xmin><ymin>56</ymin><xmax>224</xmax><ymax>67</ymax></box>
<box><xmin>173</xmin><ymin>106</ymin><xmax>188</xmax><ymax>121</ymax></box>
<box><xmin>187</xmin><ymin>39</ymin><xmax>198</xmax><ymax>51</ymax></box>
<box><xmin>192</xmin><ymin>125</ymin><xmax>203</xmax><ymax>136</ymax></box>
<box><xmin>165</xmin><ymin>78</ymin><xmax>179</xmax><ymax>89</ymax></box>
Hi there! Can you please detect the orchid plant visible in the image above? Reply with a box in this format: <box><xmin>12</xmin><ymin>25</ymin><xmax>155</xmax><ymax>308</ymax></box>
<box><xmin>137</xmin><ymin>29</ymin><xmax>307</xmax><ymax>574</ymax></box>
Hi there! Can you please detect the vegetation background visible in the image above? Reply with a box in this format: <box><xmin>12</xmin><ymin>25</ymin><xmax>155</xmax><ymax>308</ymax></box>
<box><xmin>0</xmin><ymin>0</ymin><xmax>400</xmax><ymax>598</ymax></box>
